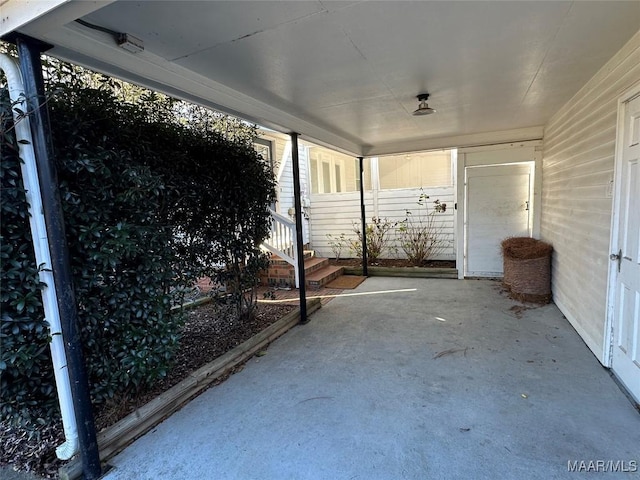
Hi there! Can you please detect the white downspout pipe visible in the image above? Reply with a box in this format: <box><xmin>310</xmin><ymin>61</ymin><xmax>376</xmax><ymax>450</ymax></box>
<box><xmin>1</xmin><ymin>54</ymin><xmax>79</xmax><ymax>460</ymax></box>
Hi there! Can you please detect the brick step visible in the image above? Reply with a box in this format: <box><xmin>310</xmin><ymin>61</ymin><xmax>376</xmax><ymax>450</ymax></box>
<box><xmin>303</xmin><ymin>256</ymin><xmax>329</xmax><ymax>275</ymax></box>
<box><xmin>261</xmin><ymin>255</ymin><xmax>331</xmax><ymax>288</ymax></box>
<box><xmin>268</xmin><ymin>250</ymin><xmax>314</xmax><ymax>267</ymax></box>
<box><xmin>265</xmin><ymin>256</ymin><xmax>328</xmax><ymax>274</ymax></box>
<box><xmin>306</xmin><ymin>265</ymin><xmax>344</xmax><ymax>289</ymax></box>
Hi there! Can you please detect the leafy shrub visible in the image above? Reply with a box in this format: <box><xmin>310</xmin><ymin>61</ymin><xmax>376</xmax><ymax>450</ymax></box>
<box><xmin>144</xmin><ymin>120</ymin><xmax>275</xmax><ymax>318</ymax></box>
<box><xmin>0</xmin><ymin>90</ymin><xmax>56</xmax><ymax>425</ymax></box>
<box><xmin>53</xmin><ymin>143</ymin><xmax>180</xmax><ymax>404</ymax></box>
<box><xmin>397</xmin><ymin>191</ymin><xmax>447</xmax><ymax>266</ymax></box>
<box><xmin>1</xmin><ymin>55</ymin><xmax>276</xmax><ymax>433</ymax></box>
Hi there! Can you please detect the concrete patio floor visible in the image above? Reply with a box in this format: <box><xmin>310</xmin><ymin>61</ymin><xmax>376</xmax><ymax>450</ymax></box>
<box><xmin>102</xmin><ymin>277</ymin><xmax>639</xmax><ymax>480</ymax></box>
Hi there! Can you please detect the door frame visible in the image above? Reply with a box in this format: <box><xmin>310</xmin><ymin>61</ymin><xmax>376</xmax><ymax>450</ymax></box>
<box><xmin>604</xmin><ymin>81</ymin><xmax>640</xmax><ymax>367</ymax></box>
<box><xmin>456</xmin><ymin>141</ymin><xmax>542</xmax><ymax>279</ymax></box>
<box><xmin>464</xmin><ymin>162</ymin><xmax>534</xmax><ymax>277</ymax></box>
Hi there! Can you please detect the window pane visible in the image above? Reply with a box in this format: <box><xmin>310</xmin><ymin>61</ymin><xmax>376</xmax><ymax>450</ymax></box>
<box><xmin>335</xmin><ymin>165</ymin><xmax>342</xmax><ymax>192</ymax></box>
<box><xmin>253</xmin><ymin>139</ymin><xmax>272</xmax><ymax>166</ymax></box>
<box><xmin>362</xmin><ymin>158</ymin><xmax>372</xmax><ymax>191</ymax></box>
<box><xmin>310</xmin><ymin>158</ymin><xmax>319</xmax><ymax>194</ymax></box>
<box><xmin>322</xmin><ymin>162</ymin><xmax>331</xmax><ymax>193</ymax></box>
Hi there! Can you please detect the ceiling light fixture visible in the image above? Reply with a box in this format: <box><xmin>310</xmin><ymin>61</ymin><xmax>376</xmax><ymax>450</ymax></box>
<box><xmin>413</xmin><ymin>93</ymin><xmax>436</xmax><ymax>116</ymax></box>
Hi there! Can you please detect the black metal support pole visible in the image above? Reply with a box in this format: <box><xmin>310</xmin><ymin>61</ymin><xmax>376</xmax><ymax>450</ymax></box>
<box><xmin>15</xmin><ymin>36</ymin><xmax>102</xmax><ymax>480</ymax></box>
<box><xmin>290</xmin><ymin>133</ymin><xmax>308</xmax><ymax>323</ymax></box>
<box><xmin>359</xmin><ymin>157</ymin><xmax>368</xmax><ymax>276</ymax></box>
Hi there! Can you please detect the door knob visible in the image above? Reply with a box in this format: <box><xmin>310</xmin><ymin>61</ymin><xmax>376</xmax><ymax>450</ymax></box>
<box><xmin>610</xmin><ymin>249</ymin><xmax>622</xmax><ymax>272</ymax></box>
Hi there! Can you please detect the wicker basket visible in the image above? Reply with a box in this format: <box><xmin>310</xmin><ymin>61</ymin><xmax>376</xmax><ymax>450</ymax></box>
<box><xmin>501</xmin><ymin>237</ymin><xmax>552</xmax><ymax>304</ymax></box>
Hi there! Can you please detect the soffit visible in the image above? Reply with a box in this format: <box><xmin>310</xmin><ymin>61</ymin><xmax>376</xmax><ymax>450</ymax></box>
<box><xmin>4</xmin><ymin>0</ymin><xmax>639</xmax><ymax>155</ymax></box>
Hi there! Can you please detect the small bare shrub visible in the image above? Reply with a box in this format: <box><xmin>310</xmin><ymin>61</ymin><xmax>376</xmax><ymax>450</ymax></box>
<box><xmin>398</xmin><ymin>192</ymin><xmax>448</xmax><ymax>266</ymax></box>
<box><xmin>350</xmin><ymin>217</ymin><xmax>397</xmax><ymax>264</ymax></box>
<box><xmin>326</xmin><ymin>233</ymin><xmax>348</xmax><ymax>260</ymax></box>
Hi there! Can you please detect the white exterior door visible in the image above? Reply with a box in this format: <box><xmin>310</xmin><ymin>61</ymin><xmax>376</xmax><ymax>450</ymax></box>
<box><xmin>465</xmin><ymin>164</ymin><xmax>532</xmax><ymax>276</ymax></box>
<box><xmin>609</xmin><ymin>92</ymin><xmax>640</xmax><ymax>403</ymax></box>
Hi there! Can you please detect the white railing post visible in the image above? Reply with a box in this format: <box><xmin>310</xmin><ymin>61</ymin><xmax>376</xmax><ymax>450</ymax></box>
<box><xmin>292</xmin><ymin>227</ymin><xmax>300</xmax><ymax>289</ymax></box>
<box><xmin>262</xmin><ymin>209</ymin><xmax>300</xmax><ymax>287</ymax></box>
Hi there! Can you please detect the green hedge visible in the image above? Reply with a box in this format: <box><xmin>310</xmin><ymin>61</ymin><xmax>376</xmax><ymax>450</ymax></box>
<box><xmin>0</xmin><ymin>90</ymin><xmax>55</xmax><ymax>425</ymax></box>
<box><xmin>1</xmin><ymin>61</ymin><xmax>275</xmax><ymax>427</ymax></box>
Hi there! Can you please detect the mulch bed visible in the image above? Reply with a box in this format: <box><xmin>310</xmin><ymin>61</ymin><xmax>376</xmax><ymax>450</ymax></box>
<box><xmin>1</xmin><ymin>300</ymin><xmax>295</xmax><ymax>479</ymax></box>
<box><xmin>95</xmin><ymin>301</ymin><xmax>296</xmax><ymax>430</ymax></box>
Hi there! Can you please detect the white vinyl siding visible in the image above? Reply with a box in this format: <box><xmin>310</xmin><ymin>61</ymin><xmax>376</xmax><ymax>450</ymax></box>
<box><xmin>378</xmin><ymin>150</ymin><xmax>452</xmax><ymax>189</ymax></box>
<box><xmin>541</xmin><ymin>31</ymin><xmax>640</xmax><ymax>362</ymax></box>
<box><xmin>308</xmin><ymin>148</ymin><xmax>455</xmax><ymax>259</ymax></box>
<box><xmin>310</xmin><ymin>186</ymin><xmax>455</xmax><ymax>260</ymax></box>
<box><xmin>308</xmin><ymin>191</ymin><xmax>374</xmax><ymax>258</ymax></box>
<box><xmin>377</xmin><ymin>187</ymin><xmax>455</xmax><ymax>260</ymax></box>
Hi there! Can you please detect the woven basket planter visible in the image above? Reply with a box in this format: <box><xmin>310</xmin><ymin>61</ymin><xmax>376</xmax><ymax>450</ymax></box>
<box><xmin>501</xmin><ymin>237</ymin><xmax>552</xmax><ymax>304</ymax></box>
<box><xmin>503</xmin><ymin>255</ymin><xmax>515</xmax><ymax>289</ymax></box>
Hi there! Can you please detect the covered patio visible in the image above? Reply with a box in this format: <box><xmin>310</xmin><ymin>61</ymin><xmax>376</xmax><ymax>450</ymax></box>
<box><xmin>101</xmin><ymin>277</ymin><xmax>639</xmax><ymax>479</ymax></box>
<box><xmin>2</xmin><ymin>2</ymin><xmax>639</xmax><ymax>478</ymax></box>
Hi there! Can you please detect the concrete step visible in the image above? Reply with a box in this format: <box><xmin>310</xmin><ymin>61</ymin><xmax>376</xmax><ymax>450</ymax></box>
<box><xmin>306</xmin><ymin>265</ymin><xmax>344</xmax><ymax>289</ymax></box>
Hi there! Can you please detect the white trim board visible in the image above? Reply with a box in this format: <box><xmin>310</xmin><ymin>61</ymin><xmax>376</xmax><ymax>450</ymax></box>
<box><xmin>367</xmin><ymin>127</ymin><xmax>544</xmax><ymax>157</ymax></box>
<box><xmin>456</xmin><ymin>143</ymin><xmax>541</xmax><ymax>279</ymax></box>
<box><xmin>458</xmin><ymin>140</ymin><xmax>543</xmax><ymax>155</ymax></box>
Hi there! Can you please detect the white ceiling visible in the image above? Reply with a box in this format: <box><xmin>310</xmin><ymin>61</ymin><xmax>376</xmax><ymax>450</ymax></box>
<box><xmin>3</xmin><ymin>0</ymin><xmax>639</xmax><ymax>155</ymax></box>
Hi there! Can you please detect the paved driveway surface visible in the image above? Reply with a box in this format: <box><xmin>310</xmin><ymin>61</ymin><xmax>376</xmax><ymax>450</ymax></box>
<box><xmin>102</xmin><ymin>278</ymin><xmax>640</xmax><ymax>480</ymax></box>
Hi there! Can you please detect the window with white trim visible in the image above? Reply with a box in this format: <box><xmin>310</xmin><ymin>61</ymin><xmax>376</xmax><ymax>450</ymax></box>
<box><xmin>309</xmin><ymin>148</ymin><xmax>371</xmax><ymax>194</ymax></box>
<box><xmin>253</xmin><ymin>138</ymin><xmax>274</xmax><ymax>168</ymax></box>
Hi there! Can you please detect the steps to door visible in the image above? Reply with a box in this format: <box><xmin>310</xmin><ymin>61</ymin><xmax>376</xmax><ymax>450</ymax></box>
<box><xmin>306</xmin><ymin>265</ymin><xmax>343</xmax><ymax>288</ymax></box>
<box><xmin>261</xmin><ymin>253</ymin><xmax>344</xmax><ymax>289</ymax></box>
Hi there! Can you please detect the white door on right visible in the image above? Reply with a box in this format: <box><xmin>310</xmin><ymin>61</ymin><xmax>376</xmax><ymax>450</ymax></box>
<box><xmin>611</xmin><ymin>93</ymin><xmax>640</xmax><ymax>403</ymax></box>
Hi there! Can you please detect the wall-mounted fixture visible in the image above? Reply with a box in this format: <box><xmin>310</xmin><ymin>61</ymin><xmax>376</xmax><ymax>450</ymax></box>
<box><xmin>413</xmin><ymin>93</ymin><xmax>436</xmax><ymax>116</ymax></box>
<box><xmin>75</xmin><ymin>19</ymin><xmax>144</xmax><ymax>54</ymax></box>
<box><xmin>117</xmin><ymin>33</ymin><xmax>144</xmax><ymax>53</ymax></box>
